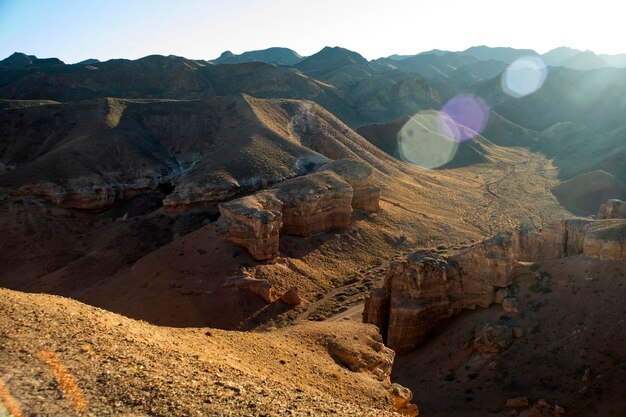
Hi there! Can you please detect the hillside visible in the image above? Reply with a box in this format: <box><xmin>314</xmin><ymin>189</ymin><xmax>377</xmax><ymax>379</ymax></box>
<box><xmin>0</xmin><ymin>94</ymin><xmax>570</xmax><ymax>330</ymax></box>
<box><xmin>0</xmin><ymin>288</ymin><xmax>409</xmax><ymax>416</ymax></box>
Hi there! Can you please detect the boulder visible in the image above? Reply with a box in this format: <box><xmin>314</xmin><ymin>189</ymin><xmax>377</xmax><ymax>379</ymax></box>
<box><xmin>474</xmin><ymin>323</ymin><xmax>513</xmax><ymax>353</ymax></box>
<box><xmin>279</xmin><ymin>287</ymin><xmax>302</xmax><ymax>306</ymax></box>
<box><xmin>502</xmin><ymin>297</ymin><xmax>520</xmax><ymax>313</ymax></box>
<box><xmin>218</xmin><ymin>191</ymin><xmax>283</xmax><ymax>261</ymax></box>
<box><xmin>597</xmin><ymin>199</ymin><xmax>626</xmax><ymax>219</ymax></box>
<box><xmin>222</xmin><ymin>276</ymin><xmax>276</xmax><ymax>303</ymax></box>
<box><xmin>390</xmin><ymin>383</ymin><xmax>419</xmax><ymax>416</ymax></box>
<box><xmin>506</xmin><ymin>397</ymin><xmax>530</xmax><ymax>409</ymax></box>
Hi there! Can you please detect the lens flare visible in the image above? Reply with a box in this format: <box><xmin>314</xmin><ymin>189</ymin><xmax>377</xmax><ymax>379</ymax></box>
<box><xmin>502</xmin><ymin>56</ymin><xmax>548</xmax><ymax>98</ymax></box>
<box><xmin>440</xmin><ymin>94</ymin><xmax>490</xmax><ymax>141</ymax></box>
<box><xmin>398</xmin><ymin>110</ymin><xmax>459</xmax><ymax>169</ymax></box>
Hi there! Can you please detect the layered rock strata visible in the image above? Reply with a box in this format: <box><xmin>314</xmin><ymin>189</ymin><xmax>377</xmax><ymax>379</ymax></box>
<box><xmin>219</xmin><ymin>159</ymin><xmax>381</xmax><ymax>261</ymax></box>
<box><xmin>319</xmin><ymin>159</ymin><xmax>381</xmax><ymax>212</ymax></box>
<box><xmin>365</xmin><ymin>217</ymin><xmax>626</xmax><ymax>353</ymax></box>
<box><xmin>365</xmin><ymin>234</ymin><xmax>519</xmax><ymax>353</ymax></box>
<box><xmin>218</xmin><ymin>191</ymin><xmax>283</xmax><ymax>261</ymax></box>
<box><xmin>275</xmin><ymin>171</ymin><xmax>353</xmax><ymax>237</ymax></box>
<box><xmin>541</xmin><ymin>218</ymin><xmax>626</xmax><ymax>260</ymax></box>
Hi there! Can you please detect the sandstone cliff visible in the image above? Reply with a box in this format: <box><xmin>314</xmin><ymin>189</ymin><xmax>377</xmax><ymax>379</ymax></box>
<box><xmin>218</xmin><ymin>192</ymin><xmax>283</xmax><ymax>261</ymax></box>
<box><xmin>364</xmin><ymin>234</ymin><xmax>519</xmax><ymax>353</ymax></box>
<box><xmin>219</xmin><ymin>160</ymin><xmax>381</xmax><ymax>261</ymax></box>
<box><xmin>365</xmin><ymin>217</ymin><xmax>626</xmax><ymax>352</ymax></box>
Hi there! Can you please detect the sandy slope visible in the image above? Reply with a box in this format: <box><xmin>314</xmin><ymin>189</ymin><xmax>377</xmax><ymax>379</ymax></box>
<box><xmin>0</xmin><ymin>288</ymin><xmax>406</xmax><ymax>416</ymax></box>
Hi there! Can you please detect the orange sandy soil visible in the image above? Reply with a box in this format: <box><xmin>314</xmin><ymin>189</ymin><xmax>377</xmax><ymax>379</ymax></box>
<box><xmin>0</xmin><ymin>288</ymin><xmax>406</xmax><ymax>416</ymax></box>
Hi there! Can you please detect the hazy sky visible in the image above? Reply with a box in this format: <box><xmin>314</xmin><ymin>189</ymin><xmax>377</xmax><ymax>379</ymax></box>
<box><xmin>1</xmin><ymin>0</ymin><xmax>624</xmax><ymax>63</ymax></box>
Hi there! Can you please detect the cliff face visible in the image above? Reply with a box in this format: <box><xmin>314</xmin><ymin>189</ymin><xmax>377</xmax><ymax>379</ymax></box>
<box><xmin>218</xmin><ymin>191</ymin><xmax>283</xmax><ymax>261</ymax></box>
<box><xmin>365</xmin><ymin>217</ymin><xmax>626</xmax><ymax>353</ymax></box>
<box><xmin>219</xmin><ymin>160</ymin><xmax>381</xmax><ymax>261</ymax></box>
<box><xmin>319</xmin><ymin>159</ymin><xmax>381</xmax><ymax>212</ymax></box>
<box><xmin>275</xmin><ymin>171</ymin><xmax>353</xmax><ymax>237</ymax></box>
<box><xmin>541</xmin><ymin>218</ymin><xmax>626</xmax><ymax>260</ymax></box>
<box><xmin>597</xmin><ymin>198</ymin><xmax>626</xmax><ymax>219</ymax></box>
<box><xmin>366</xmin><ymin>234</ymin><xmax>517</xmax><ymax>353</ymax></box>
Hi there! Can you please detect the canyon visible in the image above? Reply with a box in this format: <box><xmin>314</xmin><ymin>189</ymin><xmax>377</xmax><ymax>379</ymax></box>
<box><xmin>364</xmin><ymin>215</ymin><xmax>626</xmax><ymax>353</ymax></box>
<box><xmin>1</xmin><ymin>44</ymin><xmax>625</xmax><ymax>417</ymax></box>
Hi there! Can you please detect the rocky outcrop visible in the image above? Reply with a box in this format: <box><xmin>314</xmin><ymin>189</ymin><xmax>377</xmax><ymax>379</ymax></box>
<box><xmin>219</xmin><ymin>192</ymin><xmax>283</xmax><ymax>260</ymax></box>
<box><xmin>275</xmin><ymin>171</ymin><xmax>353</xmax><ymax>237</ymax></box>
<box><xmin>364</xmin><ymin>217</ymin><xmax>626</xmax><ymax>353</ymax></box>
<box><xmin>7</xmin><ymin>182</ymin><xmax>158</xmax><ymax>210</ymax></box>
<box><xmin>365</xmin><ymin>234</ymin><xmax>520</xmax><ymax>352</ymax></box>
<box><xmin>597</xmin><ymin>199</ymin><xmax>626</xmax><ymax>219</ymax></box>
<box><xmin>218</xmin><ymin>192</ymin><xmax>283</xmax><ymax>261</ymax></box>
<box><xmin>219</xmin><ymin>171</ymin><xmax>352</xmax><ymax>260</ymax></box>
<box><xmin>322</xmin><ymin>330</ymin><xmax>418</xmax><ymax>416</ymax></box>
<box><xmin>582</xmin><ymin>219</ymin><xmax>626</xmax><ymax>260</ymax></box>
<box><xmin>390</xmin><ymin>384</ymin><xmax>419</xmax><ymax>416</ymax></box>
<box><xmin>319</xmin><ymin>159</ymin><xmax>381</xmax><ymax>212</ymax></box>
<box><xmin>222</xmin><ymin>276</ymin><xmax>276</xmax><ymax>303</ymax></box>
<box><xmin>538</xmin><ymin>218</ymin><xmax>625</xmax><ymax>260</ymax></box>
<box><xmin>219</xmin><ymin>160</ymin><xmax>382</xmax><ymax>261</ymax></box>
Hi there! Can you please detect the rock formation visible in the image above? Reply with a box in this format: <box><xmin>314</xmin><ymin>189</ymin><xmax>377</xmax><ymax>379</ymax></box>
<box><xmin>540</xmin><ymin>218</ymin><xmax>626</xmax><ymax>260</ymax></box>
<box><xmin>319</xmin><ymin>159</ymin><xmax>381</xmax><ymax>212</ymax></box>
<box><xmin>219</xmin><ymin>159</ymin><xmax>381</xmax><ymax>261</ymax></box>
<box><xmin>364</xmin><ymin>234</ymin><xmax>520</xmax><ymax>353</ymax></box>
<box><xmin>218</xmin><ymin>192</ymin><xmax>283</xmax><ymax>261</ymax></box>
<box><xmin>275</xmin><ymin>171</ymin><xmax>353</xmax><ymax>237</ymax></box>
<box><xmin>222</xmin><ymin>276</ymin><xmax>276</xmax><ymax>303</ymax></box>
<box><xmin>597</xmin><ymin>198</ymin><xmax>626</xmax><ymax>219</ymax></box>
<box><xmin>364</xmin><ymin>216</ymin><xmax>626</xmax><ymax>352</ymax></box>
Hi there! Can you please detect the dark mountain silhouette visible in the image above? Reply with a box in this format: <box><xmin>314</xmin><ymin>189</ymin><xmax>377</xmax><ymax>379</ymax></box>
<box><xmin>76</xmin><ymin>58</ymin><xmax>101</xmax><ymax>65</ymax></box>
<box><xmin>211</xmin><ymin>47</ymin><xmax>304</xmax><ymax>66</ymax></box>
<box><xmin>0</xmin><ymin>52</ymin><xmax>65</xmax><ymax>68</ymax></box>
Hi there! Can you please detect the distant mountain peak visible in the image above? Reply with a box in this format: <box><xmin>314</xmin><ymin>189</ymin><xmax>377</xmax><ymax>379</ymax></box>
<box><xmin>211</xmin><ymin>47</ymin><xmax>303</xmax><ymax>66</ymax></box>
<box><xmin>294</xmin><ymin>46</ymin><xmax>369</xmax><ymax>75</ymax></box>
<box><xmin>218</xmin><ymin>50</ymin><xmax>235</xmax><ymax>59</ymax></box>
<box><xmin>0</xmin><ymin>52</ymin><xmax>64</xmax><ymax>68</ymax></box>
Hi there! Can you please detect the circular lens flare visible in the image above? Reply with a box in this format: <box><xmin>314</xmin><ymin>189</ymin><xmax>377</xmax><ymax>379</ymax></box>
<box><xmin>398</xmin><ymin>110</ymin><xmax>459</xmax><ymax>169</ymax></box>
<box><xmin>440</xmin><ymin>94</ymin><xmax>490</xmax><ymax>141</ymax></box>
<box><xmin>502</xmin><ymin>56</ymin><xmax>548</xmax><ymax>98</ymax></box>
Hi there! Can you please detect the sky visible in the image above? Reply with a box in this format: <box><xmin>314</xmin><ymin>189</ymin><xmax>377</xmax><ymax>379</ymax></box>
<box><xmin>1</xmin><ymin>0</ymin><xmax>625</xmax><ymax>63</ymax></box>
